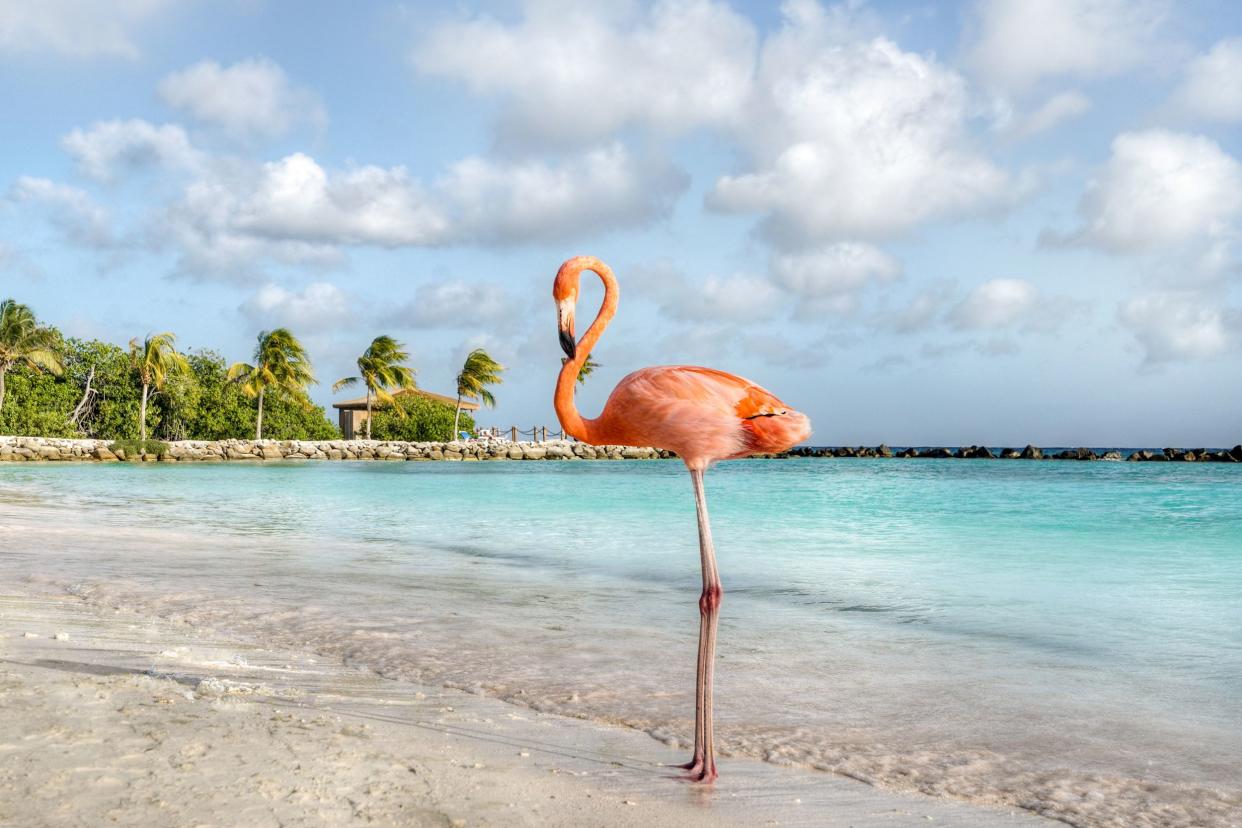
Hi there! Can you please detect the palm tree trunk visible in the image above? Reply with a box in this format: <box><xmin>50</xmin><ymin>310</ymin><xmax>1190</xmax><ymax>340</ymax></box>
<box><xmin>0</xmin><ymin>366</ymin><xmax>7</xmax><ymax>413</ymax></box>
<box><xmin>256</xmin><ymin>388</ymin><xmax>265</xmax><ymax>441</ymax></box>
<box><xmin>139</xmin><ymin>383</ymin><xmax>149</xmax><ymax>442</ymax></box>
<box><xmin>365</xmin><ymin>390</ymin><xmax>372</xmax><ymax>441</ymax></box>
<box><xmin>453</xmin><ymin>395</ymin><xmax>462</xmax><ymax>439</ymax></box>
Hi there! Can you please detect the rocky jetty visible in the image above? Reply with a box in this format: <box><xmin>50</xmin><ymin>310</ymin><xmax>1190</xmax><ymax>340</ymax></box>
<box><xmin>0</xmin><ymin>436</ymin><xmax>671</xmax><ymax>463</ymax></box>
<box><xmin>786</xmin><ymin>443</ymin><xmax>1242</xmax><ymax>462</ymax></box>
<box><xmin>3</xmin><ymin>437</ymin><xmax>1240</xmax><ymax>464</ymax></box>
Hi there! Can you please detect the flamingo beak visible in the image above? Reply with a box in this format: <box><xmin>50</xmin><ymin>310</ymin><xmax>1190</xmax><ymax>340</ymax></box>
<box><xmin>558</xmin><ymin>301</ymin><xmax>576</xmax><ymax>359</ymax></box>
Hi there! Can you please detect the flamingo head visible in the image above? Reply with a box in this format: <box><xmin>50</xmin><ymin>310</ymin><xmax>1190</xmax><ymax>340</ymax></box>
<box><xmin>553</xmin><ymin>260</ymin><xmax>580</xmax><ymax>359</ymax></box>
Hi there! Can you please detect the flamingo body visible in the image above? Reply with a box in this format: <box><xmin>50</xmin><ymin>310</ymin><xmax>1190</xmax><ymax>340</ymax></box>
<box><xmin>589</xmin><ymin>365</ymin><xmax>811</xmax><ymax>469</ymax></box>
<box><xmin>551</xmin><ymin>255</ymin><xmax>811</xmax><ymax>783</ymax></box>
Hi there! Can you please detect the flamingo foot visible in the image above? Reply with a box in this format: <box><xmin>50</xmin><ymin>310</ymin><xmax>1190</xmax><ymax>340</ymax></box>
<box><xmin>681</xmin><ymin>762</ymin><xmax>717</xmax><ymax>784</ymax></box>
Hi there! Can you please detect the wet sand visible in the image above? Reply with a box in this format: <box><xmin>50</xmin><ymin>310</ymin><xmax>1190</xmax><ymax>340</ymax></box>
<box><xmin>0</xmin><ymin>591</ymin><xmax>1054</xmax><ymax>827</ymax></box>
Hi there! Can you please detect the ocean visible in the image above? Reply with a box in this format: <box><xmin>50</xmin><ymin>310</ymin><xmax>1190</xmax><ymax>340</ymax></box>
<box><xmin>2</xmin><ymin>457</ymin><xmax>1239</xmax><ymax>826</ymax></box>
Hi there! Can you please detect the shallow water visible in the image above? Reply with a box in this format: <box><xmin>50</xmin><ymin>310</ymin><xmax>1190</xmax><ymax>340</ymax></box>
<box><xmin>2</xmin><ymin>458</ymin><xmax>1240</xmax><ymax>826</ymax></box>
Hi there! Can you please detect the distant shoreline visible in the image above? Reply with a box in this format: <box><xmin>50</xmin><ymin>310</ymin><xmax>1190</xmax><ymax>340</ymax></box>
<box><xmin>2</xmin><ymin>435</ymin><xmax>1239</xmax><ymax>464</ymax></box>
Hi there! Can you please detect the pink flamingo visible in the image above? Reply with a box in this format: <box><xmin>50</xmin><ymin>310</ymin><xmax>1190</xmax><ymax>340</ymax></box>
<box><xmin>553</xmin><ymin>255</ymin><xmax>812</xmax><ymax>782</ymax></box>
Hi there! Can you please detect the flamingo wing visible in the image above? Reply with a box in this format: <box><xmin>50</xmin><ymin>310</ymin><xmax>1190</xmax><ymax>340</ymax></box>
<box><xmin>593</xmin><ymin>366</ymin><xmax>811</xmax><ymax>465</ymax></box>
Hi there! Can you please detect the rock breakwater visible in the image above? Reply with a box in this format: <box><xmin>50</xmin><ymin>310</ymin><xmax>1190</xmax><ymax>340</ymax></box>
<box><xmin>0</xmin><ymin>436</ymin><xmax>671</xmax><ymax>463</ymax></box>
<box><xmin>2</xmin><ymin>436</ymin><xmax>1239</xmax><ymax>464</ymax></box>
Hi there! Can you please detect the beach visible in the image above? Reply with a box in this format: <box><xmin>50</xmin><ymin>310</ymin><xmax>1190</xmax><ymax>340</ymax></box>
<box><xmin>1</xmin><ymin>591</ymin><xmax>1049</xmax><ymax>827</ymax></box>
<box><xmin>2</xmin><ymin>458</ymin><xmax>1240</xmax><ymax>827</ymax></box>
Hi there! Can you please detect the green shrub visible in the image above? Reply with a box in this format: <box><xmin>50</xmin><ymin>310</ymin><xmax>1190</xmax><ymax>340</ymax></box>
<box><xmin>369</xmin><ymin>394</ymin><xmax>474</xmax><ymax>442</ymax></box>
<box><xmin>108</xmin><ymin>439</ymin><xmax>170</xmax><ymax>459</ymax></box>
<box><xmin>0</xmin><ymin>337</ymin><xmax>339</xmax><ymax>441</ymax></box>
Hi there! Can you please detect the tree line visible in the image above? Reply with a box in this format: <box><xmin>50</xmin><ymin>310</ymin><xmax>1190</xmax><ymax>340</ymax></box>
<box><xmin>0</xmin><ymin>298</ymin><xmax>506</xmax><ymax>443</ymax></box>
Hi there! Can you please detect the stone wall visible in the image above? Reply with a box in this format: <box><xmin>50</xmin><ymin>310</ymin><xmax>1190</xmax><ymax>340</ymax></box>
<box><xmin>0</xmin><ymin>436</ymin><xmax>671</xmax><ymax>463</ymax></box>
<box><xmin>2</xmin><ymin>436</ymin><xmax>1239</xmax><ymax>464</ymax></box>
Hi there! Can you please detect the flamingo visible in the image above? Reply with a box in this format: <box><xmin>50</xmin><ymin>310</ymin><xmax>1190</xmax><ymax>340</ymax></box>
<box><xmin>552</xmin><ymin>255</ymin><xmax>812</xmax><ymax>782</ymax></box>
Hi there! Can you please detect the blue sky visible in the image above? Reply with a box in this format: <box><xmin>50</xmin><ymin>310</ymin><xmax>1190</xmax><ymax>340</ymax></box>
<box><xmin>2</xmin><ymin>0</ymin><xmax>1241</xmax><ymax>446</ymax></box>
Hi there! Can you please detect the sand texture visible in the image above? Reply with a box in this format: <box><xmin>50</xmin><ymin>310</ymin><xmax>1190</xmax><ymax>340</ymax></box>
<box><xmin>0</xmin><ymin>592</ymin><xmax>1057</xmax><ymax>827</ymax></box>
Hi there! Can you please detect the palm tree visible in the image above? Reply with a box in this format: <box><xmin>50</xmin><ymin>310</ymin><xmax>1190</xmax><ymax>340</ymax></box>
<box><xmin>576</xmin><ymin>354</ymin><xmax>600</xmax><ymax>386</ymax></box>
<box><xmin>453</xmin><ymin>348</ymin><xmax>504</xmax><ymax>438</ymax></box>
<box><xmin>128</xmin><ymin>332</ymin><xmax>190</xmax><ymax>442</ymax></box>
<box><xmin>227</xmin><ymin>328</ymin><xmax>316</xmax><ymax>440</ymax></box>
<box><xmin>0</xmin><ymin>299</ymin><xmax>63</xmax><ymax>413</ymax></box>
<box><xmin>333</xmin><ymin>335</ymin><xmax>416</xmax><ymax>440</ymax></box>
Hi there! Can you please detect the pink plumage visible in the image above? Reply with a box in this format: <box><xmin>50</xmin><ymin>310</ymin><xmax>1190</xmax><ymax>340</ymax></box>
<box><xmin>589</xmin><ymin>365</ymin><xmax>812</xmax><ymax>470</ymax></box>
<box><xmin>551</xmin><ymin>255</ymin><xmax>811</xmax><ymax>783</ymax></box>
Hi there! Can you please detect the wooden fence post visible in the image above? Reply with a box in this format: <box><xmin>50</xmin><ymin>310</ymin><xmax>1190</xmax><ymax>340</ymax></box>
<box><xmin>510</xmin><ymin>426</ymin><xmax>517</xmax><ymax>442</ymax></box>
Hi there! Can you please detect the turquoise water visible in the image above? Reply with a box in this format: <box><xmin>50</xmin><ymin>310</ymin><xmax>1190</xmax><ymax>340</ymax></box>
<box><xmin>2</xmin><ymin>458</ymin><xmax>1240</xmax><ymax>826</ymax></box>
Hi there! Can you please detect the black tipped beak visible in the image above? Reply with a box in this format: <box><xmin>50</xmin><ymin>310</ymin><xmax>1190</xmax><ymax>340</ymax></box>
<box><xmin>559</xmin><ymin>328</ymin><xmax>577</xmax><ymax>359</ymax></box>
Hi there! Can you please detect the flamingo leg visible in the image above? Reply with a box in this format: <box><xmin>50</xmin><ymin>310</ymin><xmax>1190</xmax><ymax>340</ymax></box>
<box><xmin>679</xmin><ymin>467</ymin><xmax>721</xmax><ymax>782</ymax></box>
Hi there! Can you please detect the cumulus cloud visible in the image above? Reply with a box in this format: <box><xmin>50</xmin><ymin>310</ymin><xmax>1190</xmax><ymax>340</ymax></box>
<box><xmin>390</xmin><ymin>280</ymin><xmax>513</xmax><ymax>329</ymax></box>
<box><xmin>438</xmin><ymin>143</ymin><xmax>687</xmax><ymax>244</ymax></box>
<box><xmin>964</xmin><ymin>0</ymin><xmax>1170</xmax><ymax>92</ymax></box>
<box><xmin>414</xmin><ymin>0</ymin><xmax>755</xmax><ymax>148</ymax></box>
<box><xmin>158</xmin><ymin>58</ymin><xmax>327</xmax><ymax>139</ymax></box>
<box><xmin>707</xmin><ymin>7</ymin><xmax>1011</xmax><ymax>247</ymax></box>
<box><xmin>240</xmin><ymin>282</ymin><xmax>352</xmax><ymax>332</ymax></box>
<box><xmin>1171</xmin><ymin>37</ymin><xmax>1242</xmax><ymax>122</ymax></box>
<box><xmin>665</xmin><ymin>274</ymin><xmax>782</xmax><ymax>322</ymax></box>
<box><xmin>159</xmin><ymin>144</ymin><xmax>686</xmax><ymax>277</ymax></box>
<box><xmin>9</xmin><ymin>176</ymin><xmax>112</xmax><ymax>246</ymax></box>
<box><xmin>1053</xmin><ymin>130</ymin><xmax>1242</xmax><ymax>256</ymax></box>
<box><xmin>61</xmin><ymin>119</ymin><xmax>202</xmax><ymax>182</ymax></box>
<box><xmin>948</xmin><ymin>278</ymin><xmax>1038</xmax><ymax>330</ymax></box>
<box><xmin>230</xmin><ymin>153</ymin><xmax>449</xmax><ymax>247</ymax></box>
<box><xmin>999</xmin><ymin>90</ymin><xmax>1092</xmax><ymax>140</ymax></box>
<box><xmin>1119</xmin><ymin>291</ymin><xmax>1239</xmax><ymax>363</ymax></box>
<box><xmin>770</xmin><ymin>243</ymin><xmax>902</xmax><ymax>314</ymax></box>
<box><xmin>628</xmin><ymin>261</ymin><xmax>782</xmax><ymax>323</ymax></box>
<box><xmin>0</xmin><ymin>0</ymin><xmax>177</xmax><ymax>59</ymax></box>
<box><xmin>885</xmin><ymin>283</ymin><xmax>956</xmax><ymax>333</ymax></box>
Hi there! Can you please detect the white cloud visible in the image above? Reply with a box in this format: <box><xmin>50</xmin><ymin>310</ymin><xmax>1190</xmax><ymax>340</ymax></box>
<box><xmin>153</xmin><ymin>143</ymin><xmax>684</xmax><ymax>279</ymax></box>
<box><xmin>438</xmin><ymin>143</ymin><xmax>687</xmax><ymax>243</ymax></box>
<box><xmin>664</xmin><ymin>274</ymin><xmax>781</xmax><ymax>322</ymax></box>
<box><xmin>770</xmin><ymin>243</ymin><xmax>902</xmax><ymax>314</ymax></box>
<box><xmin>886</xmin><ymin>283</ymin><xmax>956</xmax><ymax>333</ymax></box>
<box><xmin>964</xmin><ymin>0</ymin><xmax>1170</xmax><ymax>92</ymax></box>
<box><xmin>394</xmin><ymin>280</ymin><xmax>512</xmax><ymax>328</ymax></box>
<box><xmin>240</xmin><ymin>282</ymin><xmax>352</xmax><ymax>332</ymax></box>
<box><xmin>414</xmin><ymin>0</ymin><xmax>755</xmax><ymax>147</ymax></box>
<box><xmin>1058</xmin><ymin>130</ymin><xmax>1242</xmax><ymax>255</ymax></box>
<box><xmin>158</xmin><ymin>58</ymin><xmax>327</xmax><ymax>139</ymax></box>
<box><xmin>1000</xmin><ymin>90</ymin><xmax>1091</xmax><ymax>139</ymax></box>
<box><xmin>948</xmin><ymin>278</ymin><xmax>1038</xmax><ymax>330</ymax></box>
<box><xmin>1119</xmin><ymin>291</ymin><xmax>1239</xmax><ymax>363</ymax></box>
<box><xmin>10</xmin><ymin>176</ymin><xmax>112</xmax><ymax>246</ymax></box>
<box><xmin>629</xmin><ymin>261</ymin><xmax>782</xmax><ymax>322</ymax></box>
<box><xmin>61</xmin><ymin>119</ymin><xmax>202</xmax><ymax>181</ymax></box>
<box><xmin>0</xmin><ymin>0</ymin><xmax>176</xmax><ymax>60</ymax></box>
<box><xmin>1172</xmin><ymin>37</ymin><xmax>1242</xmax><ymax>122</ymax></box>
<box><xmin>233</xmin><ymin>153</ymin><xmax>450</xmax><ymax>247</ymax></box>
<box><xmin>707</xmin><ymin>10</ymin><xmax>1011</xmax><ymax>247</ymax></box>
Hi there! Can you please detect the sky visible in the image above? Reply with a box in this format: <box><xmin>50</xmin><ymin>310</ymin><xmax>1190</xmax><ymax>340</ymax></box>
<box><xmin>1</xmin><ymin>0</ymin><xmax>1241</xmax><ymax>447</ymax></box>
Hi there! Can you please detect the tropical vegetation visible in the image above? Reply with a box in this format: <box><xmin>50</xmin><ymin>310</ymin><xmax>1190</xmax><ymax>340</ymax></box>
<box><xmin>368</xmin><ymin>393</ymin><xmax>474</xmax><ymax>443</ymax></box>
<box><xmin>228</xmin><ymin>328</ymin><xmax>318</xmax><ymax>441</ymax></box>
<box><xmin>0</xmin><ymin>299</ymin><xmax>63</xmax><ymax>413</ymax></box>
<box><xmin>576</xmin><ymin>354</ymin><xmax>600</xmax><ymax>385</ymax></box>
<box><xmin>333</xmin><ymin>335</ymin><xmax>416</xmax><ymax>441</ymax></box>
<box><xmin>0</xmin><ymin>297</ymin><xmax>510</xmax><ymax>445</ymax></box>
<box><xmin>453</xmin><ymin>348</ymin><xmax>504</xmax><ymax>437</ymax></box>
<box><xmin>129</xmin><ymin>332</ymin><xmax>190</xmax><ymax>442</ymax></box>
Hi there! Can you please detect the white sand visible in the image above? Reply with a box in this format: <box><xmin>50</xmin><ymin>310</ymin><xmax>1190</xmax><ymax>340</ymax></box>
<box><xmin>0</xmin><ymin>592</ymin><xmax>1055</xmax><ymax>827</ymax></box>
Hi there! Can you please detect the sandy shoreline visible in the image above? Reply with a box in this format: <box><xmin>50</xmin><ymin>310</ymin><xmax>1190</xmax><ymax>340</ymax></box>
<box><xmin>0</xmin><ymin>591</ymin><xmax>1054</xmax><ymax>827</ymax></box>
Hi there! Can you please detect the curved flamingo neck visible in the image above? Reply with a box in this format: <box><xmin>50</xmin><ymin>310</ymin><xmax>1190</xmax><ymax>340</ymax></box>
<box><xmin>555</xmin><ymin>257</ymin><xmax>619</xmax><ymax>444</ymax></box>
